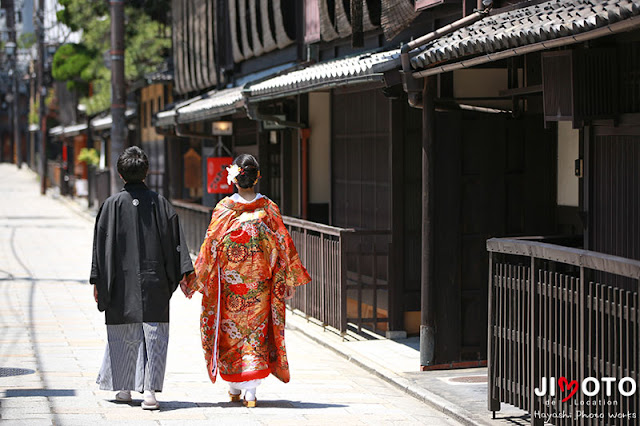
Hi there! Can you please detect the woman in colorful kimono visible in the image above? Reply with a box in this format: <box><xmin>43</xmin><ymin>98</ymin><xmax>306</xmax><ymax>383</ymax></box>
<box><xmin>180</xmin><ymin>154</ymin><xmax>311</xmax><ymax>407</ymax></box>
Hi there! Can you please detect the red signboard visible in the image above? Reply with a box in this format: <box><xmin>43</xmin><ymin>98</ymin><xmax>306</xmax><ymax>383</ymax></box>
<box><xmin>206</xmin><ymin>156</ymin><xmax>234</xmax><ymax>194</ymax></box>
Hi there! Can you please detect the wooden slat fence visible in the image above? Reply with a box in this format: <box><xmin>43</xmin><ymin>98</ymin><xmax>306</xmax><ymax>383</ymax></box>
<box><xmin>487</xmin><ymin>237</ymin><xmax>640</xmax><ymax>426</ymax></box>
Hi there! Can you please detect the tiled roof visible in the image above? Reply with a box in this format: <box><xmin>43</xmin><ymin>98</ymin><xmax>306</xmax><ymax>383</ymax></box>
<box><xmin>411</xmin><ymin>0</ymin><xmax>640</xmax><ymax>70</ymax></box>
<box><xmin>247</xmin><ymin>49</ymin><xmax>401</xmax><ymax>101</ymax></box>
<box><xmin>176</xmin><ymin>86</ymin><xmax>245</xmax><ymax>124</ymax></box>
<box><xmin>155</xmin><ymin>95</ymin><xmax>209</xmax><ymax>128</ymax></box>
<box><xmin>144</xmin><ymin>69</ymin><xmax>173</xmax><ymax>83</ymax></box>
<box><xmin>90</xmin><ymin>109</ymin><xmax>136</xmax><ymax>131</ymax></box>
<box><xmin>49</xmin><ymin>123</ymin><xmax>88</xmax><ymax>138</ymax></box>
<box><xmin>153</xmin><ymin>50</ymin><xmax>400</xmax><ymax>128</ymax></box>
<box><xmin>155</xmin><ymin>109</ymin><xmax>177</xmax><ymax>128</ymax></box>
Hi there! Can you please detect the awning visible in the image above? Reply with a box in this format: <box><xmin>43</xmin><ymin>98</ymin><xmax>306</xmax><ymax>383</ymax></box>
<box><xmin>153</xmin><ymin>50</ymin><xmax>401</xmax><ymax>128</ymax></box>
<box><xmin>410</xmin><ymin>0</ymin><xmax>640</xmax><ymax>77</ymax></box>
<box><xmin>49</xmin><ymin>123</ymin><xmax>88</xmax><ymax>138</ymax></box>
<box><xmin>247</xmin><ymin>49</ymin><xmax>400</xmax><ymax>102</ymax></box>
<box><xmin>90</xmin><ymin>109</ymin><xmax>136</xmax><ymax>131</ymax></box>
<box><xmin>154</xmin><ymin>95</ymin><xmax>212</xmax><ymax>128</ymax></box>
<box><xmin>175</xmin><ymin>86</ymin><xmax>245</xmax><ymax>124</ymax></box>
<box><xmin>155</xmin><ymin>109</ymin><xmax>178</xmax><ymax>128</ymax></box>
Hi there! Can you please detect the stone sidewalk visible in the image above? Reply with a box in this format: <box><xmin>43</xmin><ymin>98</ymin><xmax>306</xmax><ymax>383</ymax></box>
<box><xmin>0</xmin><ymin>164</ymin><xmax>463</xmax><ymax>425</ymax></box>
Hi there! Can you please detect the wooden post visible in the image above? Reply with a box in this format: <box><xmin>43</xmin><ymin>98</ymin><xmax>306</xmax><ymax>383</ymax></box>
<box><xmin>487</xmin><ymin>251</ymin><xmax>501</xmax><ymax>413</ymax></box>
<box><xmin>300</xmin><ymin>128</ymin><xmax>311</xmax><ymax>220</ymax></box>
<box><xmin>350</xmin><ymin>0</ymin><xmax>363</xmax><ymax>48</ymax></box>
<box><xmin>530</xmin><ymin>256</ymin><xmax>543</xmax><ymax>426</ymax></box>
<box><xmin>339</xmin><ymin>230</ymin><xmax>348</xmax><ymax>336</ymax></box>
<box><xmin>388</xmin><ymin>98</ymin><xmax>405</xmax><ymax>335</ymax></box>
<box><xmin>420</xmin><ymin>76</ymin><xmax>436</xmax><ymax>368</ymax></box>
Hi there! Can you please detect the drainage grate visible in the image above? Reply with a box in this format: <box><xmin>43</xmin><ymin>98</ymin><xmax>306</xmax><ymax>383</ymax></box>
<box><xmin>0</xmin><ymin>367</ymin><xmax>36</xmax><ymax>377</ymax></box>
<box><xmin>449</xmin><ymin>375</ymin><xmax>487</xmax><ymax>384</ymax></box>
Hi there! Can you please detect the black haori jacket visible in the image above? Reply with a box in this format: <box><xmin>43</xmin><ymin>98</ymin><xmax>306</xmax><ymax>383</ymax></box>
<box><xmin>90</xmin><ymin>182</ymin><xmax>194</xmax><ymax>324</ymax></box>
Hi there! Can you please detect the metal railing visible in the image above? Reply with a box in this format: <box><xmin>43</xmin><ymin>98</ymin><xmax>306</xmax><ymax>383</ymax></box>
<box><xmin>283</xmin><ymin>217</ymin><xmax>347</xmax><ymax>332</ymax></box>
<box><xmin>172</xmin><ymin>201</ymin><xmax>391</xmax><ymax>335</ymax></box>
<box><xmin>172</xmin><ymin>200</ymin><xmax>212</xmax><ymax>255</ymax></box>
<box><xmin>284</xmin><ymin>217</ymin><xmax>390</xmax><ymax>334</ymax></box>
<box><xmin>487</xmin><ymin>237</ymin><xmax>640</xmax><ymax>426</ymax></box>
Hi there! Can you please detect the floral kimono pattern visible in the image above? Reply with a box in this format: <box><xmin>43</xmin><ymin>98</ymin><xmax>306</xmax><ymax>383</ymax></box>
<box><xmin>183</xmin><ymin>196</ymin><xmax>311</xmax><ymax>384</ymax></box>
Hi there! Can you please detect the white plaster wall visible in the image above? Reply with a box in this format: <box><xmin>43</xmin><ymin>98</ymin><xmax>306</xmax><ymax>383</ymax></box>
<box><xmin>557</xmin><ymin>121</ymin><xmax>579</xmax><ymax>207</ymax></box>
<box><xmin>453</xmin><ymin>68</ymin><xmax>515</xmax><ymax>110</ymax></box>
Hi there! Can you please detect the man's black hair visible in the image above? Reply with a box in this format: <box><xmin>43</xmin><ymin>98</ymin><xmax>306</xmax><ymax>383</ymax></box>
<box><xmin>117</xmin><ymin>146</ymin><xmax>149</xmax><ymax>183</ymax></box>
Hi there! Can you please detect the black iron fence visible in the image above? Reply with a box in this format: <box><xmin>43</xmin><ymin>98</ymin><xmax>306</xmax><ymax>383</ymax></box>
<box><xmin>283</xmin><ymin>216</ymin><xmax>391</xmax><ymax>334</ymax></box>
<box><xmin>487</xmin><ymin>237</ymin><xmax>640</xmax><ymax>426</ymax></box>
<box><xmin>172</xmin><ymin>201</ymin><xmax>391</xmax><ymax>335</ymax></box>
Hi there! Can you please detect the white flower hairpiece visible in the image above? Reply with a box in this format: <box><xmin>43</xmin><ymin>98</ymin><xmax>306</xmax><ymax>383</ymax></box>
<box><xmin>226</xmin><ymin>164</ymin><xmax>242</xmax><ymax>185</ymax></box>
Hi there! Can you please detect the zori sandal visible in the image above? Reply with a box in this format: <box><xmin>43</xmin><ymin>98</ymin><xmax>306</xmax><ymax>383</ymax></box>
<box><xmin>243</xmin><ymin>398</ymin><xmax>257</xmax><ymax>408</ymax></box>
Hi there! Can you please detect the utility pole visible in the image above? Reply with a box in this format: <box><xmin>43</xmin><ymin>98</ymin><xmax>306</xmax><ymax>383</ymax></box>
<box><xmin>109</xmin><ymin>0</ymin><xmax>126</xmax><ymax>194</ymax></box>
<box><xmin>36</xmin><ymin>0</ymin><xmax>46</xmax><ymax>194</ymax></box>
<box><xmin>6</xmin><ymin>0</ymin><xmax>21</xmax><ymax>169</ymax></box>
<box><xmin>12</xmin><ymin>48</ymin><xmax>20</xmax><ymax>169</ymax></box>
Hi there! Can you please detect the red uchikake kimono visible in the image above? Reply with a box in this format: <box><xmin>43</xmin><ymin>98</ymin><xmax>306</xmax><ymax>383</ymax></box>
<box><xmin>182</xmin><ymin>195</ymin><xmax>311</xmax><ymax>384</ymax></box>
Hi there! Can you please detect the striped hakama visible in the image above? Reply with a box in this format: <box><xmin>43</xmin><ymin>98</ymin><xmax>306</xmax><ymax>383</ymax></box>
<box><xmin>96</xmin><ymin>322</ymin><xmax>169</xmax><ymax>393</ymax></box>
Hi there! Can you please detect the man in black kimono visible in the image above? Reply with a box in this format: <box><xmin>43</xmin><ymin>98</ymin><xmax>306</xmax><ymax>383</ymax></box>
<box><xmin>90</xmin><ymin>146</ymin><xmax>193</xmax><ymax>410</ymax></box>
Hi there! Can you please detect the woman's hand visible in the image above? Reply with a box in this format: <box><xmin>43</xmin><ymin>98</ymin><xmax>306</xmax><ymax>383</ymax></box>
<box><xmin>93</xmin><ymin>285</ymin><xmax>98</xmax><ymax>303</ymax></box>
<box><xmin>180</xmin><ymin>272</ymin><xmax>196</xmax><ymax>298</ymax></box>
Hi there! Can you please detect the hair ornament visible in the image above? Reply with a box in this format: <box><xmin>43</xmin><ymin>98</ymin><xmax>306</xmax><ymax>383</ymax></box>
<box><xmin>226</xmin><ymin>164</ymin><xmax>242</xmax><ymax>185</ymax></box>
<box><xmin>253</xmin><ymin>170</ymin><xmax>262</xmax><ymax>186</ymax></box>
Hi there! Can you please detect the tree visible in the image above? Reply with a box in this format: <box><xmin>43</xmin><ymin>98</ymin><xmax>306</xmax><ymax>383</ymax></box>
<box><xmin>51</xmin><ymin>43</ymin><xmax>91</xmax><ymax>92</ymax></box>
<box><xmin>52</xmin><ymin>0</ymin><xmax>171</xmax><ymax>115</ymax></box>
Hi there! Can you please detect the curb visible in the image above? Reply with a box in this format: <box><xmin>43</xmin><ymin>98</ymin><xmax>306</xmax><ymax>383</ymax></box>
<box><xmin>286</xmin><ymin>313</ymin><xmax>490</xmax><ymax>426</ymax></box>
<box><xmin>52</xmin><ymin>192</ymin><xmax>97</xmax><ymax>224</ymax></box>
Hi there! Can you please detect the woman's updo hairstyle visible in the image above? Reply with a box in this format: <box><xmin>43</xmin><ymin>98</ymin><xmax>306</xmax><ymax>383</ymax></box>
<box><xmin>233</xmin><ymin>154</ymin><xmax>260</xmax><ymax>188</ymax></box>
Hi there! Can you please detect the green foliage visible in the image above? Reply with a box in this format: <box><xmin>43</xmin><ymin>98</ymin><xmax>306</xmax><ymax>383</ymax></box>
<box><xmin>52</xmin><ymin>43</ymin><xmax>92</xmax><ymax>91</ymax></box>
<box><xmin>18</xmin><ymin>33</ymin><xmax>36</xmax><ymax>49</ymax></box>
<box><xmin>29</xmin><ymin>99</ymin><xmax>39</xmax><ymax>125</ymax></box>
<box><xmin>78</xmin><ymin>147</ymin><xmax>100</xmax><ymax>167</ymax></box>
<box><xmin>56</xmin><ymin>0</ymin><xmax>108</xmax><ymax>32</ymax></box>
<box><xmin>45</xmin><ymin>89</ymin><xmax>56</xmax><ymax>111</ymax></box>
<box><xmin>83</xmin><ymin>68</ymin><xmax>111</xmax><ymax>116</ymax></box>
<box><xmin>128</xmin><ymin>0</ymin><xmax>171</xmax><ymax>25</ymax></box>
<box><xmin>52</xmin><ymin>0</ymin><xmax>171</xmax><ymax>115</ymax></box>
<box><xmin>124</xmin><ymin>9</ymin><xmax>171</xmax><ymax>81</ymax></box>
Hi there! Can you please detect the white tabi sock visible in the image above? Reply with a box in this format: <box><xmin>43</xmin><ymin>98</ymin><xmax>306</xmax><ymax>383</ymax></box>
<box><xmin>245</xmin><ymin>388</ymin><xmax>256</xmax><ymax>401</ymax></box>
<box><xmin>229</xmin><ymin>384</ymin><xmax>241</xmax><ymax>396</ymax></box>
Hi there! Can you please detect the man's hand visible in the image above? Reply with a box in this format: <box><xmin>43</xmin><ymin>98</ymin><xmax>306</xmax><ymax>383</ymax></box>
<box><xmin>180</xmin><ymin>273</ymin><xmax>195</xmax><ymax>298</ymax></box>
<box><xmin>93</xmin><ymin>285</ymin><xmax>98</xmax><ymax>303</ymax></box>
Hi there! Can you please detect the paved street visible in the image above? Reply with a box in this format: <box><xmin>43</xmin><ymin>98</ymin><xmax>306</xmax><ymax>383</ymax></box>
<box><xmin>0</xmin><ymin>164</ymin><xmax>462</xmax><ymax>425</ymax></box>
